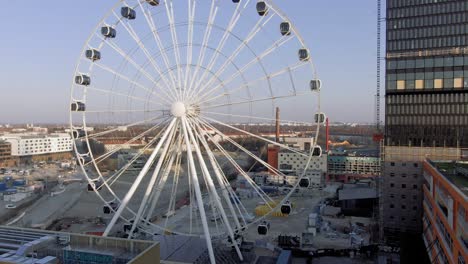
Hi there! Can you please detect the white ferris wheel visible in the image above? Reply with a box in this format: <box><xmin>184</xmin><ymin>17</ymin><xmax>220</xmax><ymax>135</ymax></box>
<box><xmin>70</xmin><ymin>0</ymin><xmax>323</xmax><ymax>262</ymax></box>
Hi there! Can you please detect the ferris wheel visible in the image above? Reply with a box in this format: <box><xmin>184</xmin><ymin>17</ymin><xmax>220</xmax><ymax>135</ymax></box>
<box><xmin>70</xmin><ymin>0</ymin><xmax>323</xmax><ymax>262</ymax></box>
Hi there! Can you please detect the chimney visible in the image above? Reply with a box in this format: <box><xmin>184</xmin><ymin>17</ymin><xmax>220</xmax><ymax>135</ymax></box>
<box><xmin>275</xmin><ymin>107</ymin><xmax>280</xmax><ymax>143</ymax></box>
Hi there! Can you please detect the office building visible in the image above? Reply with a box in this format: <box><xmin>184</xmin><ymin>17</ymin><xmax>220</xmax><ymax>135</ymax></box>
<box><xmin>382</xmin><ymin>0</ymin><xmax>468</xmax><ymax>246</ymax></box>
<box><xmin>385</xmin><ymin>0</ymin><xmax>468</xmax><ymax>147</ymax></box>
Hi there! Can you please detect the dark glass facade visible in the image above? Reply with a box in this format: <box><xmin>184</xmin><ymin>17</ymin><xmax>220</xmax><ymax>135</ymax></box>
<box><xmin>385</xmin><ymin>0</ymin><xmax>468</xmax><ymax>147</ymax></box>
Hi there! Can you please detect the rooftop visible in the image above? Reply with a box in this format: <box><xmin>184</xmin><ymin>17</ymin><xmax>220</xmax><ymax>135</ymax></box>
<box><xmin>431</xmin><ymin>161</ymin><xmax>468</xmax><ymax>196</ymax></box>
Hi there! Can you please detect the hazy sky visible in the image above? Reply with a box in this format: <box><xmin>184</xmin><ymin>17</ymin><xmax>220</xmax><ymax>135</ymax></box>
<box><xmin>0</xmin><ymin>0</ymin><xmax>380</xmax><ymax>124</ymax></box>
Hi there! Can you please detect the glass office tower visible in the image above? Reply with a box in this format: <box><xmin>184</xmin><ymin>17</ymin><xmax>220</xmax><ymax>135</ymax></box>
<box><xmin>385</xmin><ymin>0</ymin><xmax>468</xmax><ymax>147</ymax></box>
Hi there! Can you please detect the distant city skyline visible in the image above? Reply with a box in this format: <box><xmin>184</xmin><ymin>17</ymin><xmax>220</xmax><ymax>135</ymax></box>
<box><xmin>0</xmin><ymin>0</ymin><xmax>379</xmax><ymax>124</ymax></box>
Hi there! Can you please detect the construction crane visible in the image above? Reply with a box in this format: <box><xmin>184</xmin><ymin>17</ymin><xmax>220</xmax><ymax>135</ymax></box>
<box><xmin>373</xmin><ymin>0</ymin><xmax>384</xmax><ymax>143</ymax></box>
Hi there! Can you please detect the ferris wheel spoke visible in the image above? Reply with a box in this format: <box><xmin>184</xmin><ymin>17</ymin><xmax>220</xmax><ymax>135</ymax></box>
<box><xmin>201</xmin><ymin>111</ymin><xmax>315</xmax><ymax>126</ymax></box>
<box><xmin>185</xmin><ymin>118</ymin><xmax>244</xmax><ymax>260</ymax></box>
<box><xmin>128</xmin><ymin>119</ymin><xmax>178</xmax><ymax>237</ymax></box>
<box><xmin>87</xmin><ymin>118</ymin><xmax>170</xmax><ymax>167</ymax></box>
<box><xmin>103</xmin><ymin>118</ymin><xmax>177</xmax><ymax>237</ymax></box>
<box><xmin>164</xmin><ymin>0</ymin><xmax>184</xmax><ymax>94</ymax></box>
<box><xmin>198</xmin><ymin>35</ymin><xmax>294</xmax><ymax>98</ymax></box>
<box><xmin>187</xmin><ymin>119</ymin><xmax>243</xmax><ymax>230</ymax></box>
<box><xmin>200</xmin><ymin>119</ymin><xmax>289</xmax><ymax>177</ymax></box>
<box><xmin>105</xmin><ymin>122</ymin><xmax>170</xmax><ymax>187</ymax></box>
<box><xmin>198</xmin><ymin>61</ymin><xmax>306</xmax><ymax>105</ymax></box>
<box><xmin>185</xmin><ymin>0</ymin><xmax>218</xmax><ymax>99</ymax></box>
<box><xmin>180</xmin><ymin>117</ymin><xmax>216</xmax><ymax>264</ymax></box>
<box><xmin>95</xmin><ymin>27</ymin><xmax>176</xmax><ymax>101</ymax></box>
<box><xmin>137</xmin><ymin>1</ymin><xmax>181</xmax><ymax>100</ymax></box>
<box><xmin>83</xmin><ymin>109</ymin><xmax>164</xmax><ymax>114</ymax></box>
<box><xmin>86</xmin><ymin>114</ymin><xmax>166</xmax><ymax>139</ymax></box>
<box><xmin>190</xmin><ymin>119</ymin><xmax>254</xmax><ymax>226</ymax></box>
<box><xmin>183</xmin><ymin>0</ymin><xmax>196</xmax><ymax>99</ymax></box>
<box><xmin>92</xmin><ymin>62</ymin><xmax>173</xmax><ymax>106</ymax></box>
<box><xmin>190</xmin><ymin>0</ymin><xmax>249</xmax><ymax>97</ymax></box>
<box><xmin>190</xmin><ymin>12</ymin><xmax>275</xmax><ymax>99</ymax></box>
<box><xmin>144</xmin><ymin>137</ymin><xmax>182</xmax><ymax>224</ymax></box>
<box><xmin>199</xmin><ymin>91</ymin><xmax>307</xmax><ymax>113</ymax></box>
<box><xmin>193</xmin><ymin>119</ymin><xmax>275</xmax><ymax>209</ymax></box>
<box><xmin>84</xmin><ymin>86</ymin><xmax>164</xmax><ymax>108</ymax></box>
<box><xmin>202</xmin><ymin>116</ymin><xmax>309</xmax><ymax>157</ymax></box>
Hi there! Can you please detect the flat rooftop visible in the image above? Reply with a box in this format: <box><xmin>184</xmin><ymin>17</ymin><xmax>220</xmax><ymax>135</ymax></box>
<box><xmin>432</xmin><ymin>161</ymin><xmax>468</xmax><ymax>196</ymax></box>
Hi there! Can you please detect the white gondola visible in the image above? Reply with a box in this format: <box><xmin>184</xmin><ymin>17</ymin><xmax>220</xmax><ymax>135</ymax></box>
<box><xmin>121</xmin><ymin>7</ymin><xmax>136</xmax><ymax>20</ymax></box>
<box><xmin>312</xmin><ymin>146</ymin><xmax>322</xmax><ymax>157</ymax></box>
<box><xmin>256</xmin><ymin>2</ymin><xmax>268</xmax><ymax>16</ymax></box>
<box><xmin>299</xmin><ymin>48</ymin><xmax>310</xmax><ymax>61</ymax></box>
<box><xmin>299</xmin><ymin>178</ymin><xmax>310</xmax><ymax>188</ymax></box>
<box><xmin>280</xmin><ymin>201</ymin><xmax>292</xmax><ymax>215</ymax></box>
<box><xmin>314</xmin><ymin>112</ymin><xmax>326</xmax><ymax>124</ymax></box>
<box><xmin>257</xmin><ymin>221</ymin><xmax>270</xmax><ymax>235</ymax></box>
<box><xmin>103</xmin><ymin>201</ymin><xmax>119</xmax><ymax>214</ymax></box>
<box><xmin>146</xmin><ymin>0</ymin><xmax>160</xmax><ymax>6</ymax></box>
<box><xmin>85</xmin><ymin>49</ymin><xmax>101</xmax><ymax>61</ymax></box>
<box><xmin>101</xmin><ymin>26</ymin><xmax>116</xmax><ymax>38</ymax></box>
<box><xmin>280</xmin><ymin>22</ymin><xmax>291</xmax><ymax>36</ymax></box>
<box><xmin>310</xmin><ymin>79</ymin><xmax>322</xmax><ymax>91</ymax></box>
<box><xmin>74</xmin><ymin>74</ymin><xmax>90</xmax><ymax>86</ymax></box>
<box><xmin>72</xmin><ymin>129</ymin><xmax>85</xmax><ymax>139</ymax></box>
<box><xmin>71</xmin><ymin>101</ymin><xmax>86</xmax><ymax>112</ymax></box>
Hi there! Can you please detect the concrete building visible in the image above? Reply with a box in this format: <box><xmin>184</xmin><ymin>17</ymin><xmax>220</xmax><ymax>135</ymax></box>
<box><xmin>0</xmin><ymin>140</ymin><xmax>17</xmax><ymax>167</ymax></box>
<box><xmin>327</xmin><ymin>156</ymin><xmax>380</xmax><ymax>183</ymax></box>
<box><xmin>278</xmin><ymin>151</ymin><xmax>327</xmax><ymax>187</ymax></box>
<box><xmin>422</xmin><ymin>160</ymin><xmax>467</xmax><ymax>264</ymax></box>
<box><xmin>383</xmin><ymin>0</ymin><xmax>468</xmax><ymax>250</ymax></box>
<box><xmin>0</xmin><ymin>133</ymin><xmax>72</xmax><ymax>157</ymax></box>
<box><xmin>382</xmin><ymin>146</ymin><xmax>464</xmax><ymax>242</ymax></box>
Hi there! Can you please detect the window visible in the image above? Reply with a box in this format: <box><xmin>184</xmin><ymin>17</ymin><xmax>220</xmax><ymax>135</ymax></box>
<box><xmin>416</xmin><ymin>80</ymin><xmax>424</xmax><ymax>89</ymax></box>
<box><xmin>390</xmin><ymin>183</ymin><xmax>395</xmax><ymax>188</ymax></box>
<box><xmin>454</xmin><ymin>78</ymin><xmax>463</xmax><ymax>89</ymax></box>
<box><xmin>413</xmin><ymin>184</ymin><xmax>418</xmax><ymax>189</ymax></box>
<box><xmin>390</xmin><ymin>204</ymin><xmax>395</xmax><ymax>209</ymax></box>
<box><xmin>434</xmin><ymin>79</ymin><xmax>443</xmax><ymax>89</ymax></box>
<box><xmin>397</xmin><ymin>80</ymin><xmax>406</xmax><ymax>90</ymax></box>
<box><xmin>402</xmin><ymin>184</ymin><xmax>406</xmax><ymax>188</ymax></box>
<box><xmin>402</xmin><ymin>205</ymin><xmax>406</xmax><ymax>209</ymax></box>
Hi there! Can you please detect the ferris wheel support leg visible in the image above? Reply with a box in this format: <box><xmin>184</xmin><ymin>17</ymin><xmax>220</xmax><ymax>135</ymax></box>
<box><xmin>103</xmin><ymin>118</ymin><xmax>177</xmax><ymax>237</ymax></box>
<box><xmin>144</xmin><ymin>136</ymin><xmax>181</xmax><ymax>223</ymax></box>
<box><xmin>181</xmin><ymin>117</ymin><xmax>216</xmax><ymax>264</ymax></box>
<box><xmin>189</xmin><ymin>120</ymin><xmax>243</xmax><ymax>231</ymax></box>
<box><xmin>186</xmin><ymin>119</ymin><xmax>244</xmax><ymax>261</ymax></box>
<box><xmin>129</xmin><ymin>122</ymin><xmax>178</xmax><ymax>237</ymax></box>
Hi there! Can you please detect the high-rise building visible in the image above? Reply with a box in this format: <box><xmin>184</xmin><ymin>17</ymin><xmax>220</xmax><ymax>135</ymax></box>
<box><xmin>385</xmin><ymin>0</ymin><xmax>468</xmax><ymax>147</ymax></box>
<box><xmin>382</xmin><ymin>0</ymin><xmax>468</xmax><ymax>251</ymax></box>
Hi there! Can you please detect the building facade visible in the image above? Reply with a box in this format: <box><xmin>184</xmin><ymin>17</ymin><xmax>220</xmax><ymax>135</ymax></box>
<box><xmin>382</xmin><ymin>0</ymin><xmax>468</xmax><ymax>246</ymax></box>
<box><xmin>0</xmin><ymin>133</ymin><xmax>72</xmax><ymax>156</ymax></box>
<box><xmin>385</xmin><ymin>0</ymin><xmax>468</xmax><ymax>147</ymax></box>
<box><xmin>0</xmin><ymin>141</ymin><xmax>17</xmax><ymax>167</ymax></box>
<box><xmin>327</xmin><ymin>156</ymin><xmax>380</xmax><ymax>182</ymax></box>
<box><xmin>422</xmin><ymin>160</ymin><xmax>467</xmax><ymax>264</ymax></box>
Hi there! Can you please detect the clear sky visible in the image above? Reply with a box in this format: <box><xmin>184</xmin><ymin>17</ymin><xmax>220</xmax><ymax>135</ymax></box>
<box><xmin>0</xmin><ymin>0</ymin><xmax>379</xmax><ymax>124</ymax></box>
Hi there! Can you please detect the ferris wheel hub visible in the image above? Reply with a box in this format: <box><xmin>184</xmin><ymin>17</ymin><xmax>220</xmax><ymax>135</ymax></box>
<box><xmin>171</xmin><ymin>101</ymin><xmax>186</xmax><ymax>117</ymax></box>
